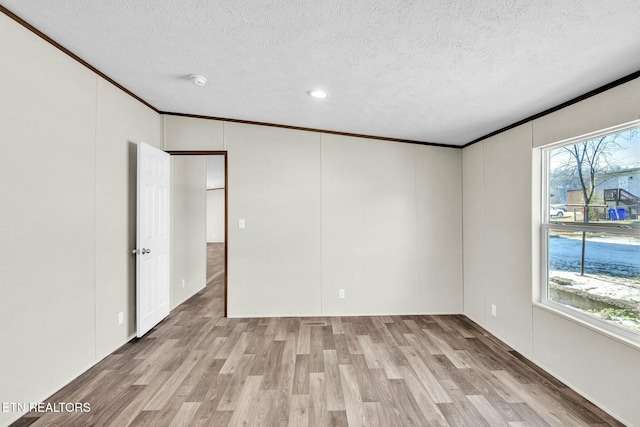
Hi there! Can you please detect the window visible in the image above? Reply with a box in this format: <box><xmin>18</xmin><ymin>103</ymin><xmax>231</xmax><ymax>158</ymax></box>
<box><xmin>541</xmin><ymin>121</ymin><xmax>640</xmax><ymax>342</ymax></box>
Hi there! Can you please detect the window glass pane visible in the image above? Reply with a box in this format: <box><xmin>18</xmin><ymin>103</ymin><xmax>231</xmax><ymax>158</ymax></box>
<box><xmin>547</xmin><ymin>126</ymin><xmax>640</xmax><ymax>225</ymax></box>
<box><xmin>547</xmin><ymin>230</ymin><xmax>640</xmax><ymax>334</ymax></box>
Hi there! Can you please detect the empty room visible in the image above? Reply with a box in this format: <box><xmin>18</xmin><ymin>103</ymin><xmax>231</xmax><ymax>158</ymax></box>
<box><xmin>1</xmin><ymin>1</ymin><xmax>640</xmax><ymax>426</ymax></box>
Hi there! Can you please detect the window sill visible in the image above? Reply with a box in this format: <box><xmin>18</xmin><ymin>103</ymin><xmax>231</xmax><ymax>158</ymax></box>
<box><xmin>532</xmin><ymin>301</ymin><xmax>640</xmax><ymax>352</ymax></box>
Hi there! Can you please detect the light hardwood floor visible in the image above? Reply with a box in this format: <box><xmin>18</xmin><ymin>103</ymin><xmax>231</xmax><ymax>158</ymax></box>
<box><xmin>12</xmin><ymin>243</ymin><xmax>624</xmax><ymax>426</ymax></box>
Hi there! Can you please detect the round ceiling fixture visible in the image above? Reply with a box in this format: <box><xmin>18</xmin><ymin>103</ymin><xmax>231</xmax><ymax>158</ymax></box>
<box><xmin>307</xmin><ymin>89</ymin><xmax>328</xmax><ymax>99</ymax></box>
<box><xmin>189</xmin><ymin>74</ymin><xmax>207</xmax><ymax>86</ymax></box>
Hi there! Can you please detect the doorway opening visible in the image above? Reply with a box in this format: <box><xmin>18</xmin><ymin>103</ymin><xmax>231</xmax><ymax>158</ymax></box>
<box><xmin>168</xmin><ymin>151</ymin><xmax>227</xmax><ymax>317</ymax></box>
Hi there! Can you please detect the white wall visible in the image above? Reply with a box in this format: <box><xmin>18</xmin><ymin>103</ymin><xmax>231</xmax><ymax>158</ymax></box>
<box><xmin>531</xmin><ymin>78</ymin><xmax>640</xmax><ymax>148</ymax></box>
<box><xmin>462</xmin><ymin>124</ymin><xmax>534</xmax><ymax>356</ymax></box>
<box><xmin>163</xmin><ymin>117</ymin><xmax>463</xmax><ymax>319</ymax></box>
<box><xmin>321</xmin><ymin>134</ymin><xmax>418</xmax><ymax>315</ymax></box>
<box><xmin>0</xmin><ymin>14</ymin><xmax>162</xmax><ymax>426</ymax></box>
<box><xmin>320</xmin><ymin>137</ymin><xmax>463</xmax><ymax>315</ymax></box>
<box><xmin>221</xmin><ymin>124</ymin><xmax>463</xmax><ymax>317</ymax></box>
<box><xmin>95</xmin><ymin>78</ymin><xmax>163</xmax><ymax>358</ymax></box>
<box><xmin>164</xmin><ymin>114</ymin><xmax>224</xmax><ymax>151</ymax></box>
<box><xmin>207</xmin><ymin>189</ymin><xmax>226</xmax><ymax>243</ymax></box>
<box><xmin>0</xmin><ymin>15</ymin><xmax>96</xmax><ymax>427</ymax></box>
<box><xmin>226</xmin><ymin>123</ymin><xmax>323</xmax><ymax>317</ymax></box>
<box><xmin>462</xmin><ymin>77</ymin><xmax>640</xmax><ymax>426</ymax></box>
<box><xmin>481</xmin><ymin>123</ymin><xmax>534</xmax><ymax>356</ymax></box>
<box><xmin>462</xmin><ymin>142</ymin><xmax>485</xmax><ymax>324</ymax></box>
<box><xmin>206</xmin><ymin>154</ymin><xmax>226</xmax><ymax>245</ymax></box>
<box><xmin>171</xmin><ymin>156</ymin><xmax>207</xmax><ymax>308</ymax></box>
<box><xmin>417</xmin><ymin>145</ymin><xmax>463</xmax><ymax>313</ymax></box>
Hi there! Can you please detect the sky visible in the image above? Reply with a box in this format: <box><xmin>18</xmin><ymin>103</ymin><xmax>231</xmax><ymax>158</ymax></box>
<box><xmin>549</xmin><ymin>125</ymin><xmax>640</xmax><ymax>171</ymax></box>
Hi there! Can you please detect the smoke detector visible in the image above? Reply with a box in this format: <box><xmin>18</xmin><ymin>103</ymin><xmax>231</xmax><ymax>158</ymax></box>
<box><xmin>189</xmin><ymin>74</ymin><xmax>207</xmax><ymax>86</ymax></box>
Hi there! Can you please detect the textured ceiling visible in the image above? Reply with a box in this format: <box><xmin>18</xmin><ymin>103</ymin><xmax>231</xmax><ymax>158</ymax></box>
<box><xmin>2</xmin><ymin>1</ymin><xmax>640</xmax><ymax>146</ymax></box>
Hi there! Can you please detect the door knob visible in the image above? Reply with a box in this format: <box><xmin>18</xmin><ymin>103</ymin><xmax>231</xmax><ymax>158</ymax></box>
<box><xmin>142</xmin><ymin>248</ymin><xmax>151</xmax><ymax>255</ymax></box>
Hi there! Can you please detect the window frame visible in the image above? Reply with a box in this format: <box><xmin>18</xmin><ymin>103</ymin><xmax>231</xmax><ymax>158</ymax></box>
<box><xmin>540</xmin><ymin>120</ymin><xmax>640</xmax><ymax>343</ymax></box>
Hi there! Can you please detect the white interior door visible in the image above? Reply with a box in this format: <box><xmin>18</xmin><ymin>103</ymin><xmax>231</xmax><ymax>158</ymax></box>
<box><xmin>136</xmin><ymin>142</ymin><xmax>171</xmax><ymax>338</ymax></box>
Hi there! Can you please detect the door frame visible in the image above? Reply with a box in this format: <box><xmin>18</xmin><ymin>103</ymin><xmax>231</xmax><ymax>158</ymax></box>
<box><xmin>167</xmin><ymin>150</ymin><xmax>228</xmax><ymax>317</ymax></box>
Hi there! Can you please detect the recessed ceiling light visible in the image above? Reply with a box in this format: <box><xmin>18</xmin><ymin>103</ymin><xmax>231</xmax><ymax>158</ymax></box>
<box><xmin>189</xmin><ymin>74</ymin><xmax>207</xmax><ymax>86</ymax></box>
<box><xmin>307</xmin><ymin>89</ymin><xmax>328</xmax><ymax>99</ymax></box>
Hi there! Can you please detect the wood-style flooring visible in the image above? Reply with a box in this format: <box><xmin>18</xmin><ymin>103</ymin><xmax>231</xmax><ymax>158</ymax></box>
<box><xmin>12</xmin><ymin>243</ymin><xmax>624</xmax><ymax>426</ymax></box>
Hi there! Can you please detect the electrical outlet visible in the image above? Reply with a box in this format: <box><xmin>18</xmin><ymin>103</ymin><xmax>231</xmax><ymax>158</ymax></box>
<box><xmin>339</xmin><ymin>289</ymin><xmax>345</xmax><ymax>299</ymax></box>
<box><xmin>491</xmin><ymin>304</ymin><xmax>497</xmax><ymax>317</ymax></box>
<box><xmin>118</xmin><ymin>312</ymin><xmax>124</xmax><ymax>325</ymax></box>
